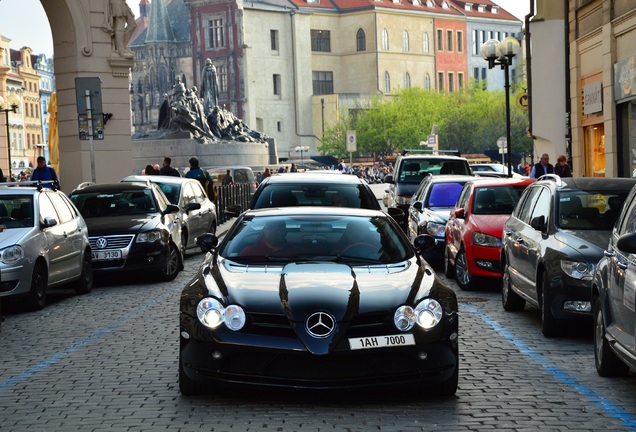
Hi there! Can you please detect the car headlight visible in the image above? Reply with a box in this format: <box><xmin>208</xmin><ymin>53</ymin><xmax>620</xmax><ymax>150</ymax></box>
<box><xmin>426</xmin><ymin>222</ymin><xmax>446</xmax><ymax>238</ymax></box>
<box><xmin>0</xmin><ymin>245</ymin><xmax>24</xmax><ymax>264</ymax></box>
<box><xmin>394</xmin><ymin>299</ymin><xmax>443</xmax><ymax>331</ymax></box>
<box><xmin>560</xmin><ymin>259</ymin><xmax>594</xmax><ymax>281</ymax></box>
<box><xmin>472</xmin><ymin>232</ymin><xmax>501</xmax><ymax>247</ymax></box>
<box><xmin>396</xmin><ymin>195</ymin><xmax>412</xmax><ymax>206</ymax></box>
<box><xmin>136</xmin><ymin>230</ymin><xmax>162</xmax><ymax>243</ymax></box>
<box><xmin>196</xmin><ymin>298</ymin><xmax>246</xmax><ymax>331</ymax></box>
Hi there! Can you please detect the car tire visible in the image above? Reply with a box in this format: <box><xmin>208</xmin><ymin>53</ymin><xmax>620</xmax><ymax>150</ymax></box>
<box><xmin>594</xmin><ymin>296</ymin><xmax>629</xmax><ymax>377</ymax></box>
<box><xmin>159</xmin><ymin>241</ymin><xmax>181</xmax><ymax>282</ymax></box>
<box><xmin>454</xmin><ymin>248</ymin><xmax>475</xmax><ymax>291</ymax></box>
<box><xmin>179</xmin><ymin>351</ymin><xmax>205</xmax><ymax>396</ymax></box>
<box><xmin>501</xmin><ymin>263</ymin><xmax>525</xmax><ymax>312</ymax></box>
<box><xmin>74</xmin><ymin>252</ymin><xmax>93</xmax><ymax>295</ymax></box>
<box><xmin>26</xmin><ymin>262</ymin><xmax>47</xmax><ymax>311</ymax></box>
<box><xmin>444</xmin><ymin>247</ymin><xmax>454</xmax><ymax>279</ymax></box>
<box><xmin>540</xmin><ymin>272</ymin><xmax>560</xmax><ymax>337</ymax></box>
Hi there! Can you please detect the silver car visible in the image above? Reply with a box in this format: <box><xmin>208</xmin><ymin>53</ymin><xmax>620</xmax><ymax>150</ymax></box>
<box><xmin>0</xmin><ymin>182</ymin><xmax>92</xmax><ymax>311</ymax></box>
<box><xmin>121</xmin><ymin>175</ymin><xmax>217</xmax><ymax>254</ymax></box>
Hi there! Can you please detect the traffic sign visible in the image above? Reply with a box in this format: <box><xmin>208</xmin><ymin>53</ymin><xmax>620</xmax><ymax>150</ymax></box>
<box><xmin>497</xmin><ymin>137</ymin><xmax>507</xmax><ymax>149</ymax></box>
<box><xmin>346</xmin><ymin>130</ymin><xmax>357</xmax><ymax>152</ymax></box>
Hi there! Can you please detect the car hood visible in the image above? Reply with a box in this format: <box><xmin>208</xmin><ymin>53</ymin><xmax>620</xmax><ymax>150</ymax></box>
<box><xmin>0</xmin><ymin>227</ymin><xmax>33</xmax><ymax>245</ymax></box>
<box><xmin>554</xmin><ymin>229</ymin><xmax>610</xmax><ymax>256</ymax></box>
<box><xmin>471</xmin><ymin>214</ymin><xmax>510</xmax><ymax>237</ymax></box>
<box><xmin>426</xmin><ymin>207</ymin><xmax>453</xmax><ymax>223</ymax></box>
<box><xmin>196</xmin><ymin>258</ymin><xmax>454</xmax><ymax>354</ymax></box>
<box><xmin>84</xmin><ymin>214</ymin><xmax>157</xmax><ymax>236</ymax></box>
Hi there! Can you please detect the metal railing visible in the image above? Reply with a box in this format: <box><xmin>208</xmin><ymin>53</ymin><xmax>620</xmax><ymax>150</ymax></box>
<box><xmin>214</xmin><ymin>183</ymin><xmax>251</xmax><ymax>224</ymax></box>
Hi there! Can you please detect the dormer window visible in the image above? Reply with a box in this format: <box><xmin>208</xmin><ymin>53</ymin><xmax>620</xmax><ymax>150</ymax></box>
<box><xmin>412</xmin><ymin>0</ymin><xmax>421</xmax><ymax>5</ymax></box>
<box><xmin>478</xmin><ymin>4</ymin><xmax>485</xmax><ymax>12</ymax></box>
<box><xmin>306</xmin><ymin>0</ymin><xmax>319</xmax><ymax>3</ymax></box>
<box><xmin>426</xmin><ymin>0</ymin><xmax>434</xmax><ymax>7</ymax></box>
<box><xmin>491</xmin><ymin>6</ymin><xmax>498</xmax><ymax>14</ymax></box>
<box><xmin>441</xmin><ymin>0</ymin><xmax>449</xmax><ymax>9</ymax></box>
<box><xmin>465</xmin><ymin>3</ymin><xmax>472</xmax><ymax>11</ymax></box>
<box><xmin>393</xmin><ymin>0</ymin><xmax>401</xmax><ymax>4</ymax></box>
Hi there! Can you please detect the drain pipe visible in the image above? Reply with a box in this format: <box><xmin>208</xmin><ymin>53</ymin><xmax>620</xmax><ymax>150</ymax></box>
<box><xmin>525</xmin><ymin>0</ymin><xmax>536</xmax><ymax>142</ymax></box>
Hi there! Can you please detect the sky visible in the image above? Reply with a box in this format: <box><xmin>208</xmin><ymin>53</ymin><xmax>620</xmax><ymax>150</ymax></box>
<box><xmin>0</xmin><ymin>0</ymin><xmax>531</xmax><ymax>58</ymax></box>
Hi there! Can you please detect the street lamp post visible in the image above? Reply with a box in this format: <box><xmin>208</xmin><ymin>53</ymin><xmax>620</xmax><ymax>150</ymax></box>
<box><xmin>480</xmin><ymin>36</ymin><xmax>520</xmax><ymax>178</ymax></box>
<box><xmin>0</xmin><ymin>94</ymin><xmax>19</xmax><ymax>181</ymax></box>
<box><xmin>295</xmin><ymin>146</ymin><xmax>309</xmax><ymax>168</ymax></box>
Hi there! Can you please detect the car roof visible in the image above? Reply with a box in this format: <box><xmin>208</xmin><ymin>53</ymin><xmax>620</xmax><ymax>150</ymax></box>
<box><xmin>537</xmin><ymin>176</ymin><xmax>636</xmax><ymax>192</ymax></box>
<box><xmin>243</xmin><ymin>206</ymin><xmax>386</xmax><ymax>219</ymax></box>
<box><xmin>260</xmin><ymin>172</ymin><xmax>367</xmax><ymax>185</ymax></box>
<box><xmin>71</xmin><ymin>182</ymin><xmax>153</xmax><ymax>194</ymax></box>
<box><xmin>465</xmin><ymin>177</ymin><xmax>536</xmax><ymax>188</ymax></box>
<box><xmin>121</xmin><ymin>175</ymin><xmax>193</xmax><ymax>185</ymax></box>
<box><xmin>400</xmin><ymin>154</ymin><xmax>467</xmax><ymax>161</ymax></box>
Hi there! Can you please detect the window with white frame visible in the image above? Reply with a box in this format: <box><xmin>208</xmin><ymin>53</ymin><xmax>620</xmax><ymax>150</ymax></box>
<box><xmin>384</xmin><ymin>71</ymin><xmax>391</xmax><ymax>93</ymax></box>
<box><xmin>405</xmin><ymin>72</ymin><xmax>411</xmax><ymax>89</ymax></box>
<box><xmin>425</xmin><ymin>73</ymin><xmax>431</xmax><ymax>91</ymax></box>
<box><xmin>437</xmin><ymin>29</ymin><xmax>443</xmax><ymax>51</ymax></box>
<box><xmin>403</xmin><ymin>30</ymin><xmax>410</xmax><ymax>52</ymax></box>
<box><xmin>448</xmin><ymin>72</ymin><xmax>454</xmax><ymax>92</ymax></box>
<box><xmin>207</xmin><ymin>17</ymin><xmax>225</xmax><ymax>50</ymax></box>
<box><xmin>382</xmin><ymin>28</ymin><xmax>389</xmax><ymax>50</ymax></box>
<box><xmin>458</xmin><ymin>73</ymin><xmax>464</xmax><ymax>90</ymax></box>
<box><xmin>423</xmin><ymin>32</ymin><xmax>430</xmax><ymax>53</ymax></box>
<box><xmin>438</xmin><ymin>72</ymin><xmax>444</xmax><ymax>92</ymax></box>
<box><xmin>457</xmin><ymin>31</ymin><xmax>463</xmax><ymax>52</ymax></box>
<box><xmin>446</xmin><ymin>30</ymin><xmax>453</xmax><ymax>52</ymax></box>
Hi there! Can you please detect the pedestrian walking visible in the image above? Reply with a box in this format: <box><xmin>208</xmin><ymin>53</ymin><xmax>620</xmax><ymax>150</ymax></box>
<box><xmin>31</xmin><ymin>156</ymin><xmax>60</xmax><ymax>188</ymax></box>
<box><xmin>160</xmin><ymin>156</ymin><xmax>181</xmax><ymax>177</ymax></box>
<box><xmin>185</xmin><ymin>157</ymin><xmax>216</xmax><ymax>199</ymax></box>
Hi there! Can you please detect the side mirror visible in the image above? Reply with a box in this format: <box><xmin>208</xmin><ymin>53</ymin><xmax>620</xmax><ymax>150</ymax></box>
<box><xmin>185</xmin><ymin>202</ymin><xmax>201</xmax><ymax>213</ymax></box>
<box><xmin>196</xmin><ymin>233</ymin><xmax>219</xmax><ymax>253</ymax></box>
<box><xmin>384</xmin><ymin>174</ymin><xmax>394</xmax><ymax>184</ymax></box>
<box><xmin>530</xmin><ymin>215</ymin><xmax>546</xmax><ymax>231</ymax></box>
<box><xmin>413</xmin><ymin>234</ymin><xmax>437</xmax><ymax>252</ymax></box>
<box><xmin>225</xmin><ymin>204</ymin><xmax>242</xmax><ymax>218</ymax></box>
<box><xmin>616</xmin><ymin>232</ymin><xmax>636</xmax><ymax>254</ymax></box>
<box><xmin>163</xmin><ymin>204</ymin><xmax>180</xmax><ymax>216</ymax></box>
<box><xmin>387</xmin><ymin>207</ymin><xmax>405</xmax><ymax>221</ymax></box>
<box><xmin>41</xmin><ymin>217</ymin><xmax>58</xmax><ymax>228</ymax></box>
<box><xmin>413</xmin><ymin>201</ymin><xmax>423</xmax><ymax>212</ymax></box>
<box><xmin>453</xmin><ymin>208</ymin><xmax>465</xmax><ymax>218</ymax></box>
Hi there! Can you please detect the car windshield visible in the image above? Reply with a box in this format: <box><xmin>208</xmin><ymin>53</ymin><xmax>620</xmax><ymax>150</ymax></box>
<box><xmin>399</xmin><ymin>159</ymin><xmax>470</xmax><ymax>183</ymax></box>
<box><xmin>155</xmin><ymin>183</ymin><xmax>181</xmax><ymax>205</ymax></box>
<box><xmin>472</xmin><ymin>185</ymin><xmax>527</xmax><ymax>215</ymax></box>
<box><xmin>252</xmin><ymin>184</ymin><xmax>377</xmax><ymax>209</ymax></box>
<box><xmin>0</xmin><ymin>195</ymin><xmax>34</xmax><ymax>228</ymax></box>
<box><xmin>426</xmin><ymin>182</ymin><xmax>466</xmax><ymax>207</ymax></box>
<box><xmin>70</xmin><ymin>189</ymin><xmax>157</xmax><ymax>218</ymax></box>
<box><xmin>221</xmin><ymin>215</ymin><xmax>413</xmax><ymax>264</ymax></box>
<box><xmin>557</xmin><ymin>190</ymin><xmax>627</xmax><ymax>230</ymax></box>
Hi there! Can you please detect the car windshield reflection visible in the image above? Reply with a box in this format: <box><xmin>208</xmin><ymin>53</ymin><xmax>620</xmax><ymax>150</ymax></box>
<box><xmin>71</xmin><ymin>190</ymin><xmax>158</xmax><ymax>218</ymax></box>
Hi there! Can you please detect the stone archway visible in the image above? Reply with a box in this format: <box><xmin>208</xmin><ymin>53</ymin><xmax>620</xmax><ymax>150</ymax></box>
<box><xmin>40</xmin><ymin>0</ymin><xmax>133</xmax><ymax>192</ymax></box>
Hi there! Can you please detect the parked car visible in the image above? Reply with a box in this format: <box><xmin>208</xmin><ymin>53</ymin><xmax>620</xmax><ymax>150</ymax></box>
<box><xmin>179</xmin><ymin>207</ymin><xmax>459</xmax><ymax>396</ymax></box>
<box><xmin>69</xmin><ymin>182</ymin><xmax>183</xmax><ymax>281</ymax></box>
<box><xmin>501</xmin><ymin>175</ymin><xmax>636</xmax><ymax>337</ymax></box>
<box><xmin>385</xmin><ymin>150</ymin><xmax>472</xmax><ymax>231</ymax></box>
<box><xmin>406</xmin><ymin>175</ymin><xmax>475</xmax><ymax>264</ymax></box>
<box><xmin>592</xmin><ymin>183</ymin><xmax>636</xmax><ymax>376</ymax></box>
<box><xmin>206</xmin><ymin>166</ymin><xmax>257</xmax><ymax>195</ymax></box>
<box><xmin>470</xmin><ymin>163</ymin><xmax>524</xmax><ymax>178</ymax></box>
<box><xmin>225</xmin><ymin>171</ymin><xmax>384</xmax><ymax>215</ymax></box>
<box><xmin>121</xmin><ymin>175</ymin><xmax>217</xmax><ymax>254</ymax></box>
<box><xmin>0</xmin><ymin>181</ymin><xmax>92</xmax><ymax>311</ymax></box>
<box><xmin>445</xmin><ymin>177</ymin><xmax>535</xmax><ymax>290</ymax></box>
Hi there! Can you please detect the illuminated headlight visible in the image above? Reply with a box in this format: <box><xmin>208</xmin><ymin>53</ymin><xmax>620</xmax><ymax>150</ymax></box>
<box><xmin>394</xmin><ymin>299</ymin><xmax>444</xmax><ymax>331</ymax></box>
<box><xmin>426</xmin><ymin>222</ymin><xmax>446</xmax><ymax>237</ymax></box>
<box><xmin>396</xmin><ymin>195</ymin><xmax>412</xmax><ymax>205</ymax></box>
<box><xmin>472</xmin><ymin>232</ymin><xmax>501</xmax><ymax>247</ymax></box>
<box><xmin>136</xmin><ymin>230</ymin><xmax>162</xmax><ymax>243</ymax></box>
<box><xmin>0</xmin><ymin>245</ymin><xmax>24</xmax><ymax>264</ymax></box>
<box><xmin>196</xmin><ymin>298</ymin><xmax>246</xmax><ymax>331</ymax></box>
<box><xmin>560</xmin><ymin>259</ymin><xmax>593</xmax><ymax>280</ymax></box>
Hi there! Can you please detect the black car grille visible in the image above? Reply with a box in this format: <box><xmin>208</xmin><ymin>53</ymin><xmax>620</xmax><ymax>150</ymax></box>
<box><xmin>89</xmin><ymin>235</ymin><xmax>134</xmax><ymax>250</ymax></box>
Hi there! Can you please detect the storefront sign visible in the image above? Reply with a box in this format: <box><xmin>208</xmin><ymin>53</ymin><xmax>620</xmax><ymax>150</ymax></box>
<box><xmin>615</xmin><ymin>56</ymin><xmax>636</xmax><ymax>102</ymax></box>
<box><xmin>583</xmin><ymin>82</ymin><xmax>602</xmax><ymax>114</ymax></box>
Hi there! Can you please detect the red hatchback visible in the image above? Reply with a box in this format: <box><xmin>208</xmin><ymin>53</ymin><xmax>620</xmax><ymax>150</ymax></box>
<box><xmin>444</xmin><ymin>177</ymin><xmax>535</xmax><ymax>290</ymax></box>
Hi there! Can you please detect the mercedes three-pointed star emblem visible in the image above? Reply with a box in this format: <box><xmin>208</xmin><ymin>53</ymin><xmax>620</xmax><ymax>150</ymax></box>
<box><xmin>305</xmin><ymin>311</ymin><xmax>336</xmax><ymax>338</ymax></box>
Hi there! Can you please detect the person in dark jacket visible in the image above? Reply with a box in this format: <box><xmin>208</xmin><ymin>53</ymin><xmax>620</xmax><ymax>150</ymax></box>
<box><xmin>530</xmin><ymin>153</ymin><xmax>554</xmax><ymax>179</ymax></box>
<box><xmin>160</xmin><ymin>156</ymin><xmax>181</xmax><ymax>177</ymax></box>
<box><xmin>30</xmin><ymin>156</ymin><xmax>60</xmax><ymax>188</ymax></box>
<box><xmin>185</xmin><ymin>157</ymin><xmax>215</xmax><ymax>199</ymax></box>
<box><xmin>554</xmin><ymin>154</ymin><xmax>572</xmax><ymax>177</ymax></box>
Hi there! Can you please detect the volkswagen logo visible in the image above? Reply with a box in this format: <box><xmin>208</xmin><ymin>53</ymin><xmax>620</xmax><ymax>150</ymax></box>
<box><xmin>96</xmin><ymin>238</ymin><xmax>108</xmax><ymax>249</ymax></box>
<box><xmin>305</xmin><ymin>312</ymin><xmax>336</xmax><ymax>338</ymax></box>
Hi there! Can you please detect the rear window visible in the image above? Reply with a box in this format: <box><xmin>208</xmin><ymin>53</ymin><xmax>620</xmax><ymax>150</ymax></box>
<box><xmin>253</xmin><ymin>184</ymin><xmax>378</xmax><ymax>209</ymax></box>
<box><xmin>398</xmin><ymin>158</ymin><xmax>470</xmax><ymax>183</ymax></box>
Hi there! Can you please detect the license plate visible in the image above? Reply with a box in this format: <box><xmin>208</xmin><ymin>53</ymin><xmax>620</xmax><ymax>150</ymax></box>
<box><xmin>92</xmin><ymin>250</ymin><xmax>122</xmax><ymax>261</ymax></box>
<box><xmin>349</xmin><ymin>334</ymin><xmax>415</xmax><ymax>350</ymax></box>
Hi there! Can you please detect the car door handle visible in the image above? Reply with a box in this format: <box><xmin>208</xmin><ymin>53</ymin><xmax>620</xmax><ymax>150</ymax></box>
<box><xmin>604</xmin><ymin>249</ymin><xmax>615</xmax><ymax>258</ymax></box>
<box><xmin>63</xmin><ymin>232</ymin><xmax>68</xmax><ymax>238</ymax></box>
<box><xmin>617</xmin><ymin>261</ymin><xmax>628</xmax><ymax>270</ymax></box>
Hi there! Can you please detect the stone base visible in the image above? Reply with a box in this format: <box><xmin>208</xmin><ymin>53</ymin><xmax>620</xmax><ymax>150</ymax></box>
<box><xmin>131</xmin><ymin>136</ymin><xmax>275</xmax><ymax>175</ymax></box>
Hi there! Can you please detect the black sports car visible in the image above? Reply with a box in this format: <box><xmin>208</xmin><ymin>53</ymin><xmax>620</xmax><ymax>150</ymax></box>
<box><xmin>179</xmin><ymin>207</ymin><xmax>459</xmax><ymax>396</ymax></box>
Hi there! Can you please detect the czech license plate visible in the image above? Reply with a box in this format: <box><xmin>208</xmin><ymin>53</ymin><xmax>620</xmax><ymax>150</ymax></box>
<box><xmin>92</xmin><ymin>250</ymin><xmax>122</xmax><ymax>261</ymax></box>
<box><xmin>349</xmin><ymin>334</ymin><xmax>415</xmax><ymax>350</ymax></box>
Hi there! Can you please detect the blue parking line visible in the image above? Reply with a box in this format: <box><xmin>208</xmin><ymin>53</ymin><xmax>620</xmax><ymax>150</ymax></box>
<box><xmin>462</xmin><ymin>303</ymin><xmax>636</xmax><ymax>430</ymax></box>
<box><xmin>0</xmin><ymin>285</ymin><xmax>181</xmax><ymax>393</ymax></box>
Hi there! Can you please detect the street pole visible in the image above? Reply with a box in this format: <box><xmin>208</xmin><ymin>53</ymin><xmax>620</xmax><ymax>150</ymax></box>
<box><xmin>504</xmin><ymin>61</ymin><xmax>513</xmax><ymax>178</ymax></box>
